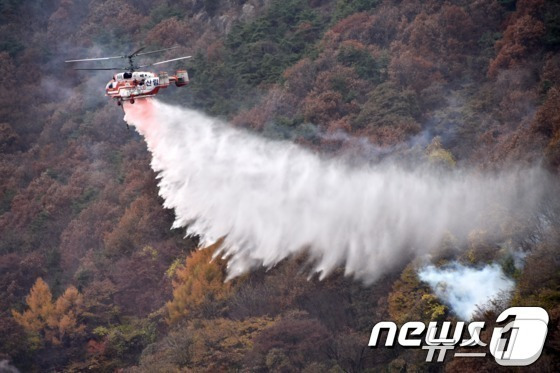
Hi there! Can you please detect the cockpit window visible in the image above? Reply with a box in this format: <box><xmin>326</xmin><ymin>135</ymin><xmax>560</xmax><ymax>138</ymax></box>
<box><xmin>124</xmin><ymin>72</ymin><xmax>132</xmax><ymax>79</ymax></box>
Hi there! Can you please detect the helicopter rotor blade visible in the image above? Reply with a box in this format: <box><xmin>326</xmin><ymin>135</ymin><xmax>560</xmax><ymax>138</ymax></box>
<box><xmin>65</xmin><ymin>56</ymin><xmax>125</xmax><ymax>63</ymax></box>
<box><xmin>134</xmin><ymin>46</ymin><xmax>180</xmax><ymax>57</ymax></box>
<box><xmin>67</xmin><ymin>47</ymin><xmax>184</xmax><ymax>64</ymax></box>
<box><xmin>72</xmin><ymin>67</ymin><xmax>125</xmax><ymax>71</ymax></box>
<box><xmin>138</xmin><ymin>55</ymin><xmax>192</xmax><ymax>68</ymax></box>
<box><xmin>128</xmin><ymin>47</ymin><xmax>146</xmax><ymax>58</ymax></box>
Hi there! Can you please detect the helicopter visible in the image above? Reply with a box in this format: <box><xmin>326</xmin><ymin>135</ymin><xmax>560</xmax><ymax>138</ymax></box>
<box><xmin>65</xmin><ymin>46</ymin><xmax>191</xmax><ymax>106</ymax></box>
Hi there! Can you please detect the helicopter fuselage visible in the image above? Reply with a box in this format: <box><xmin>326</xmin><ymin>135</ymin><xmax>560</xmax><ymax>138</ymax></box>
<box><xmin>105</xmin><ymin>70</ymin><xmax>189</xmax><ymax>104</ymax></box>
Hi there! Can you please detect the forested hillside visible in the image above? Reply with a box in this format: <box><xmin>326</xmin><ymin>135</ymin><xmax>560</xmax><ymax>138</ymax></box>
<box><xmin>1</xmin><ymin>0</ymin><xmax>560</xmax><ymax>371</ymax></box>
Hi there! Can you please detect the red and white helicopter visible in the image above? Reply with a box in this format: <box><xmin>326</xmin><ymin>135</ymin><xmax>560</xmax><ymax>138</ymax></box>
<box><xmin>66</xmin><ymin>46</ymin><xmax>191</xmax><ymax>106</ymax></box>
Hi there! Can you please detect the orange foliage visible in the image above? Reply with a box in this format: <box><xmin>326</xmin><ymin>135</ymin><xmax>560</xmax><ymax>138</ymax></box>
<box><xmin>146</xmin><ymin>18</ymin><xmax>193</xmax><ymax>47</ymax></box>
<box><xmin>232</xmin><ymin>106</ymin><xmax>269</xmax><ymax>130</ymax></box>
<box><xmin>49</xmin><ymin>286</ymin><xmax>86</xmax><ymax>345</ymax></box>
<box><xmin>536</xmin><ymin>87</ymin><xmax>560</xmax><ymax>137</ymax></box>
<box><xmin>365</xmin><ymin>120</ymin><xmax>421</xmax><ymax>146</ymax></box>
<box><xmin>388</xmin><ymin>48</ymin><xmax>443</xmax><ymax>91</ymax></box>
<box><xmin>326</xmin><ymin>117</ymin><xmax>352</xmax><ymax>134</ymax></box>
<box><xmin>389</xmin><ymin>4</ymin><xmax>477</xmax><ymax>86</ymax></box>
<box><xmin>322</xmin><ymin>6</ymin><xmax>401</xmax><ymax>48</ymax></box>
<box><xmin>12</xmin><ymin>278</ymin><xmax>53</xmax><ymax>335</ymax></box>
<box><xmin>329</xmin><ymin>12</ymin><xmax>373</xmax><ymax>44</ymax></box>
<box><xmin>59</xmin><ymin>200</ymin><xmax>120</xmax><ymax>273</ymax></box>
<box><xmin>167</xmin><ymin>241</ymin><xmax>232</xmax><ymax>323</ymax></box>
<box><xmin>282</xmin><ymin>58</ymin><xmax>317</xmax><ymax>100</ymax></box>
<box><xmin>438</xmin><ymin>4</ymin><xmax>474</xmax><ymax>43</ymax></box>
<box><xmin>303</xmin><ymin>90</ymin><xmax>344</xmax><ymax>125</ymax></box>
<box><xmin>76</xmin><ymin>0</ymin><xmax>148</xmax><ymax>42</ymax></box>
<box><xmin>302</xmin><ymin>67</ymin><xmax>365</xmax><ymax>126</ymax></box>
<box><xmin>103</xmin><ymin>195</ymin><xmax>162</xmax><ymax>256</ymax></box>
<box><xmin>542</xmin><ymin>54</ymin><xmax>560</xmax><ymax>87</ymax></box>
<box><xmin>489</xmin><ymin>14</ymin><xmax>546</xmax><ymax>77</ymax></box>
<box><xmin>12</xmin><ymin>278</ymin><xmax>85</xmax><ymax>345</ymax></box>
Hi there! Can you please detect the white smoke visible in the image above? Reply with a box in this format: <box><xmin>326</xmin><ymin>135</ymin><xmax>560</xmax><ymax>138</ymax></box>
<box><xmin>0</xmin><ymin>360</ymin><xmax>20</xmax><ymax>373</ymax></box>
<box><xmin>418</xmin><ymin>262</ymin><xmax>515</xmax><ymax>320</ymax></box>
<box><xmin>123</xmin><ymin>99</ymin><xmax>548</xmax><ymax>283</ymax></box>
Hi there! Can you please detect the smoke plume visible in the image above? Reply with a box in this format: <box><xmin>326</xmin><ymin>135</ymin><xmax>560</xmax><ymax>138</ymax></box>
<box><xmin>418</xmin><ymin>262</ymin><xmax>515</xmax><ymax>320</ymax></box>
<box><xmin>124</xmin><ymin>99</ymin><xmax>548</xmax><ymax>283</ymax></box>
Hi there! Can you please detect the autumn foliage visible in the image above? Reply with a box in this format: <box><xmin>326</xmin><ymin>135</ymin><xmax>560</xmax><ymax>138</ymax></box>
<box><xmin>167</xmin><ymin>241</ymin><xmax>232</xmax><ymax>323</ymax></box>
<box><xmin>1</xmin><ymin>0</ymin><xmax>560</xmax><ymax>370</ymax></box>
<box><xmin>12</xmin><ymin>278</ymin><xmax>85</xmax><ymax>346</ymax></box>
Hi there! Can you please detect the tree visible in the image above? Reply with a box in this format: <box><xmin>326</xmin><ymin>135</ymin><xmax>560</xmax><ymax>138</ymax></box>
<box><xmin>145</xmin><ymin>17</ymin><xmax>193</xmax><ymax>47</ymax></box>
<box><xmin>103</xmin><ymin>195</ymin><xmax>166</xmax><ymax>257</ymax></box>
<box><xmin>534</xmin><ymin>87</ymin><xmax>560</xmax><ymax>167</ymax></box>
<box><xmin>12</xmin><ymin>278</ymin><xmax>54</xmax><ymax>337</ymax></box>
<box><xmin>388</xmin><ymin>264</ymin><xmax>448</xmax><ymax>324</ymax></box>
<box><xmin>166</xmin><ymin>241</ymin><xmax>232</xmax><ymax>323</ymax></box>
<box><xmin>12</xmin><ymin>278</ymin><xmax>85</xmax><ymax>346</ymax></box>
<box><xmin>248</xmin><ymin>311</ymin><xmax>331</xmax><ymax>371</ymax></box>
<box><xmin>388</xmin><ymin>48</ymin><xmax>444</xmax><ymax>92</ymax></box>
<box><xmin>426</xmin><ymin>137</ymin><xmax>456</xmax><ymax>168</ymax></box>
<box><xmin>189</xmin><ymin>317</ymin><xmax>275</xmax><ymax>370</ymax></box>
<box><xmin>48</xmin><ymin>286</ymin><xmax>86</xmax><ymax>345</ymax></box>
<box><xmin>302</xmin><ymin>66</ymin><xmax>366</xmax><ymax>128</ymax></box>
<box><xmin>353</xmin><ymin>82</ymin><xmax>421</xmax><ymax>144</ymax></box>
<box><xmin>488</xmin><ymin>14</ymin><xmax>546</xmax><ymax>77</ymax></box>
<box><xmin>0</xmin><ymin>123</ymin><xmax>20</xmax><ymax>153</ymax></box>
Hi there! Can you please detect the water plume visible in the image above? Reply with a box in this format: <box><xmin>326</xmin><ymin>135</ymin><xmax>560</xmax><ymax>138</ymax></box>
<box><xmin>124</xmin><ymin>99</ymin><xmax>548</xmax><ymax>283</ymax></box>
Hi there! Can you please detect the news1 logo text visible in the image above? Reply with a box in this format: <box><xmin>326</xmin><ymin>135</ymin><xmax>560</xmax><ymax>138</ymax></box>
<box><xmin>369</xmin><ymin>307</ymin><xmax>549</xmax><ymax>366</ymax></box>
